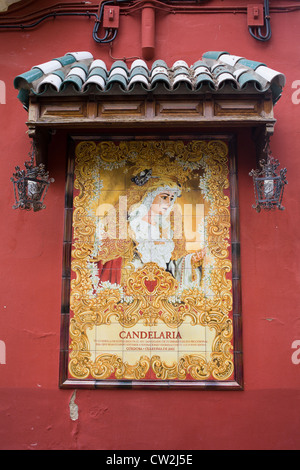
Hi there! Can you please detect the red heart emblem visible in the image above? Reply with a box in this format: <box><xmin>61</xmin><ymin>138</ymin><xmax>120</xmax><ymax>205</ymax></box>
<box><xmin>144</xmin><ymin>279</ymin><xmax>157</xmax><ymax>293</ymax></box>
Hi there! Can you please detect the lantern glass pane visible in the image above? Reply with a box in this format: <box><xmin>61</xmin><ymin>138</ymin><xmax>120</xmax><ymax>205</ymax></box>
<box><xmin>264</xmin><ymin>178</ymin><xmax>274</xmax><ymax>199</ymax></box>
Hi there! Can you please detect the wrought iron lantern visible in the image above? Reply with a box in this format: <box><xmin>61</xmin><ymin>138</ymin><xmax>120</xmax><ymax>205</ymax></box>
<box><xmin>249</xmin><ymin>138</ymin><xmax>287</xmax><ymax>212</ymax></box>
<box><xmin>11</xmin><ymin>143</ymin><xmax>54</xmax><ymax>212</ymax></box>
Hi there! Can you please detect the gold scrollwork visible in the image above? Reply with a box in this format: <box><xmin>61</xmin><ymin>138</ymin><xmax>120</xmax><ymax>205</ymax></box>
<box><xmin>68</xmin><ymin>140</ymin><xmax>234</xmax><ymax>382</ymax></box>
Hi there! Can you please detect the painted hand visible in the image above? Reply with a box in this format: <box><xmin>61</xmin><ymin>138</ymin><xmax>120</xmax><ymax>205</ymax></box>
<box><xmin>191</xmin><ymin>248</ymin><xmax>206</xmax><ymax>264</ymax></box>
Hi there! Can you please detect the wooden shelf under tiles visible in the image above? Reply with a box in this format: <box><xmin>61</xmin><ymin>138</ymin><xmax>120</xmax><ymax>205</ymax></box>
<box><xmin>26</xmin><ymin>90</ymin><xmax>276</xmax><ymax>165</ymax></box>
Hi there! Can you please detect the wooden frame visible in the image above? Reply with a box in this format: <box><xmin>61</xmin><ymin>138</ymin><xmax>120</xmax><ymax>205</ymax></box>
<box><xmin>59</xmin><ymin>132</ymin><xmax>243</xmax><ymax>390</ymax></box>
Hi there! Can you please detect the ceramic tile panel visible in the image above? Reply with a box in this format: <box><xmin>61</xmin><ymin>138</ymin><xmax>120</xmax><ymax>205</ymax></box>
<box><xmin>61</xmin><ymin>138</ymin><xmax>241</xmax><ymax>387</ymax></box>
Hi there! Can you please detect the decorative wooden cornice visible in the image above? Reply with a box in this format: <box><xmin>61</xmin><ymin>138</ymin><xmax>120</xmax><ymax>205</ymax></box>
<box><xmin>27</xmin><ymin>91</ymin><xmax>276</xmax><ymax>129</ymax></box>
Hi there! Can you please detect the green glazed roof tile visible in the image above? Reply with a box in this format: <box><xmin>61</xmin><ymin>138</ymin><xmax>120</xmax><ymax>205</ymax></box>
<box><xmin>14</xmin><ymin>68</ymin><xmax>43</xmax><ymax>89</ymax></box>
<box><xmin>70</xmin><ymin>62</ymin><xmax>89</xmax><ymax>73</ymax></box>
<box><xmin>88</xmin><ymin>67</ymin><xmax>107</xmax><ymax>80</ymax></box>
<box><xmin>202</xmin><ymin>51</ymin><xmax>229</xmax><ymax>60</ymax></box>
<box><xmin>61</xmin><ymin>75</ymin><xmax>83</xmax><ymax>91</ymax></box>
<box><xmin>151</xmin><ymin>60</ymin><xmax>168</xmax><ymax>70</ymax></box>
<box><xmin>54</xmin><ymin>54</ymin><xmax>76</xmax><ymax>67</ymax></box>
<box><xmin>238</xmin><ymin>72</ymin><xmax>263</xmax><ymax>89</ymax></box>
<box><xmin>110</xmin><ymin>60</ymin><xmax>129</xmax><ymax>72</ymax></box>
<box><xmin>130</xmin><ymin>66</ymin><xmax>149</xmax><ymax>78</ymax></box>
<box><xmin>14</xmin><ymin>50</ymin><xmax>285</xmax><ymax>106</ymax></box>
<box><xmin>17</xmin><ymin>88</ymin><xmax>29</xmax><ymax>110</ymax></box>
<box><xmin>238</xmin><ymin>58</ymin><xmax>266</xmax><ymax>70</ymax></box>
<box><xmin>107</xmin><ymin>73</ymin><xmax>128</xmax><ymax>89</ymax></box>
<box><xmin>151</xmin><ymin>73</ymin><xmax>171</xmax><ymax>88</ymax></box>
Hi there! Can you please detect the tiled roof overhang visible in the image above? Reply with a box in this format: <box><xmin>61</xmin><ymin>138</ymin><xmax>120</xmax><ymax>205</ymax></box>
<box><xmin>15</xmin><ymin>50</ymin><xmax>285</xmax><ymax>108</ymax></box>
<box><xmin>13</xmin><ymin>50</ymin><xmax>285</xmax><ymax>162</ymax></box>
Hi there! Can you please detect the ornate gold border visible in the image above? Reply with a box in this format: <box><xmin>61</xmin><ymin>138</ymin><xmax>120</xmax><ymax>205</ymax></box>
<box><xmin>68</xmin><ymin>140</ymin><xmax>233</xmax><ymax>381</ymax></box>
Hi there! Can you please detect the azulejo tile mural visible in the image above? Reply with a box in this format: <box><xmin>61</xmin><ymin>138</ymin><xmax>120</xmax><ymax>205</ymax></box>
<box><xmin>64</xmin><ymin>139</ymin><xmax>240</xmax><ymax>386</ymax></box>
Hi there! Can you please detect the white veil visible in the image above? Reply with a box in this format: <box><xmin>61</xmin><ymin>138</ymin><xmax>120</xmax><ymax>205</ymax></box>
<box><xmin>128</xmin><ymin>185</ymin><xmax>181</xmax><ymax>267</ymax></box>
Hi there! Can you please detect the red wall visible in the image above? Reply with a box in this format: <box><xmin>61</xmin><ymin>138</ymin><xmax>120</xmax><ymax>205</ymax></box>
<box><xmin>1</xmin><ymin>0</ymin><xmax>300</xmax><ymax>450</ymax></box>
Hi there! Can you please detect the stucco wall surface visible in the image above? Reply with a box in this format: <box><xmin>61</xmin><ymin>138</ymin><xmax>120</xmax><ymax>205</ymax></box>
<box><xmin>0</xmin><ymin>0</ymin><xmax>300</xmax><ymax>450</ymax></box>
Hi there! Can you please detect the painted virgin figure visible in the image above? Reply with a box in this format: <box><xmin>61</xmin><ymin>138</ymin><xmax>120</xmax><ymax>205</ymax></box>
<box><xmin>93</xmin><ymin>164</ymin><xmax>205</xmax><ymax>290</ymax></box>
